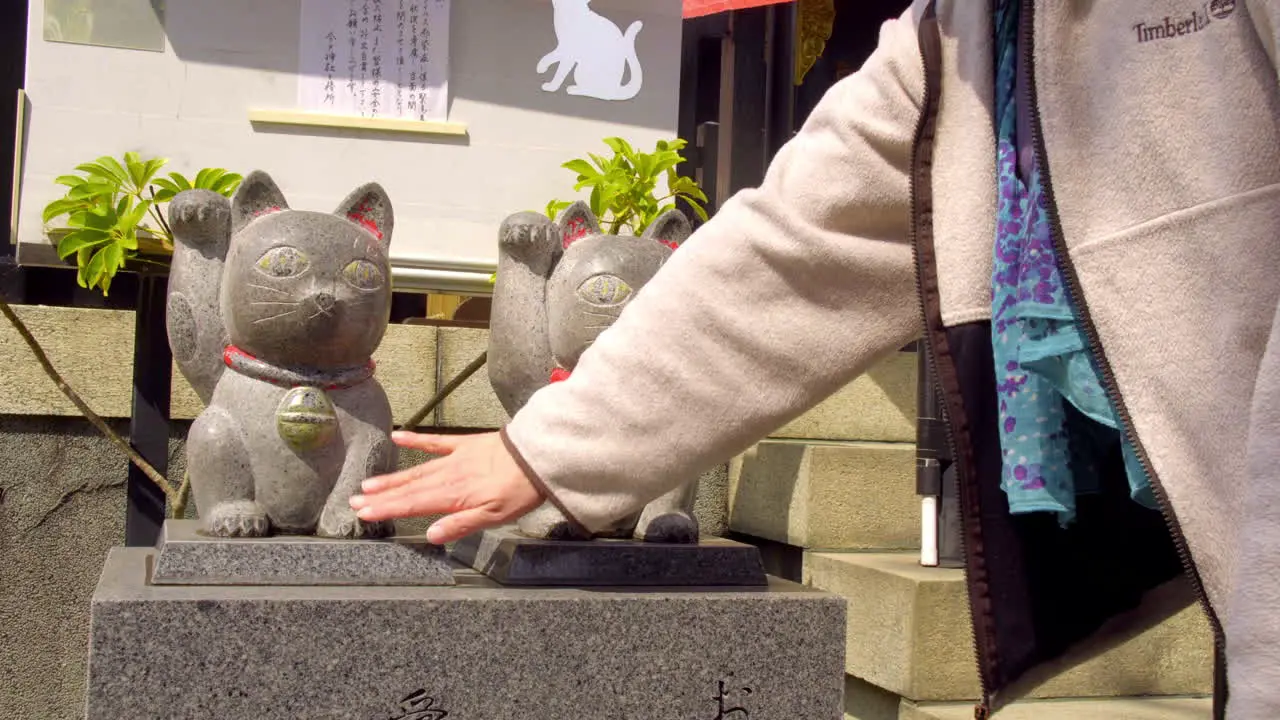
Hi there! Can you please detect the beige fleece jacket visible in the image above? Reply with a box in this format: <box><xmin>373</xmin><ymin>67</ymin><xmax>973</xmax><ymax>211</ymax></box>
<box><xmin>506</xmin><ymin>0</ymin><xmax>1278</xmax><ymax>709</ymax></box>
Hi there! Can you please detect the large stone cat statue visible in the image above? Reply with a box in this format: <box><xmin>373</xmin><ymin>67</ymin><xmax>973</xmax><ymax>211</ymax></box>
<box><xmin>488</xmin><ymin>200</ymin><xmax>698</xmax><ymax>543</ymax></box>
<box><xmin>165</xmin><ymin>170</ymin><xmax>397</xmax><ymax>539</ymax></box>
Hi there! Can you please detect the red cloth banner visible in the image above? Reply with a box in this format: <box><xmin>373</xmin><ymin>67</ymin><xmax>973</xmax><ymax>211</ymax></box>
<box><xmin>683</xmin><ymin>0</ymin><xmax>794</xmax><ymax>19</ymax></box>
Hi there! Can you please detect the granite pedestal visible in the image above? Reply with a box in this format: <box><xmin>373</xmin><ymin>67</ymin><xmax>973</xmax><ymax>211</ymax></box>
<box><xmin>151</xmin><ymin>519</ymin><xmax>454</xmax><ymax>586</ymax></box>
<box><xmin>86</xmin><ymin>547</ymin><xmax>846</xmax><ymax>719</ymax></box>
<box><xmin>452</xmin><ymin>525</ymin><xmax>769</xmax><ymax>586</ymax></box>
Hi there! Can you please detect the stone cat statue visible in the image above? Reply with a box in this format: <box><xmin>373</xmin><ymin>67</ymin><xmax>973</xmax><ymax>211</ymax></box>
<box><xmin>488</xmin><ymin>201</ymin><xmax>697</xmax><ymax>543</ymax></box>
<box><xmin>165</xmin><ymin>171</ymin><xmax>397</xmax><ymax>539</ymax></box>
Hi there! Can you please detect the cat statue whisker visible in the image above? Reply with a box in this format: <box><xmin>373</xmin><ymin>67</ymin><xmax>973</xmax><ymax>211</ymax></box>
<box><xmin>247</xmin><ymin>284</ymin><xmax>289</xmax><ymax>296</ymax></box>
<box><xmin>165</xmin><ymin>170</ymin><xmax>397</xmax><ymax>539</ymax></box>
<box><xmin>488</xmin><ymin>201</ymin><xmax>699</xmax><ymax>544</ymax></box>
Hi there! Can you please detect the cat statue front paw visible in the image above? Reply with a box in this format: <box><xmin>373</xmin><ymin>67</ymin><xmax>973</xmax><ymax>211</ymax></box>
<box><xmin>205</xmin><ymin>500</ymin><xmax>272</xmax><ymax>538</ymax></box>
<box><xmin>635</xmin><ymin>512</ymin><xmax>699</xmax><ymax>544</ymax></box>
<box><xmin>499</xmin><ymin>213</ymin><xmax>559</xmax><ymax>258</ymax></box>
<box><xmin>168</xmin><ymin>189</ymin><xmax>231</xmax><ymax>246</ymax></box>
<box><xmin>317</xmin><ymin>506</ymin><xmax>395</xmax><ymax>539</ymax></box>
<box><xmin>517</xmin><ymin>502</ymin><xmax>593</xmax><ymax>541</ymax></box>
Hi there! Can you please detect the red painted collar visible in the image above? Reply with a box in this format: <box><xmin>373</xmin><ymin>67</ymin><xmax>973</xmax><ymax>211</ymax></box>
<box><xmin>223</xmin><ymin>345</ymin><xmax>376</xmax><ymax>390</ymax></box>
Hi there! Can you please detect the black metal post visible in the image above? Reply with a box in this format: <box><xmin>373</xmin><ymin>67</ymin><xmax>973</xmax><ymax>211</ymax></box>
<box><xmin>916</xmin><ymin>348</ymin><xmax>964</xmax><ymax>568</ymax></box>
<box><xmin>937</xmin><ymin>461</ymin><xmax>964</xmax><ymax>568</ymax></box>
<box><xmin>695</xmin><ymin>121</ymin><xmax>720</xmax><ymax>216</ymax></box>
<box><xmin>124</xmin><ymin>274</ymin><xmax>172</xmax><ymax>547</ymax></box>
<box><xmin>677</xmin><ymin>12</ymin><xmax>730</xmax><ymax>223</ymax></box>
<box><xmin>762</xmin><ymin>3</ymin><xmax>797</xmax><ymax>163</ymax></box>
<box><xmin>726</xmin><ymin>8</ymin><xmax>769</xmax><ymax>197</ymax></box>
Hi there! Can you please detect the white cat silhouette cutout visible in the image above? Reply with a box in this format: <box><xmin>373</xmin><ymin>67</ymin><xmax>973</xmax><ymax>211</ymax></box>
<box><xmin>537</xmin><ymin>0</ymin><xmax>644</xmax><ymax>101</ymax></box>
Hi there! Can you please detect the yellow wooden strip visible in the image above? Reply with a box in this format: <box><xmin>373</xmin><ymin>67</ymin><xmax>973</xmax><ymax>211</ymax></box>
<box><xmin>10</xmin><ymin>89</ymin><xmax>27</xmax><ymax>246</ymax></box>
<box><xmin>247</xmin><ymin>109</ymin><xmax>468</xmax><ymax>137</ymax></box>
<box><xmin>426</xmin><ymin>294</ymin><xmax>464</xmax><ymax>320</ymax></box>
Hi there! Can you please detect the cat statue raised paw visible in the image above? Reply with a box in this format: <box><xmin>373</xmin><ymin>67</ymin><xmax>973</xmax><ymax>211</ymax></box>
<box><xmin>538</xmin><ymin>0</ymin><xmax>643</xmax><ymax>101</ymax></box>
<box><xmin>165</xmin><ymin>171</ymin><xmax>397</xmax><ymax>539</ymax></box>
<box><xmin>488</xmin><ymin>201</ymin><xmax>697</xmax><ymax>543</ymax></box>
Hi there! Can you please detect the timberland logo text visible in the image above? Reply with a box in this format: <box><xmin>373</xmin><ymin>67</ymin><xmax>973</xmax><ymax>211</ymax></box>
<box><xmin>1133</xmin><ymin>0</ymin><xmax>1235</xmax><ymax>44</ymax></box>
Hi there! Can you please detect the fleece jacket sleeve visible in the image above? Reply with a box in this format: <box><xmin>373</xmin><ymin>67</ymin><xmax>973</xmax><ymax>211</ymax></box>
<box><xmin>502</xmin><ymin>3</ymin><xmax>929</xmax><ymax>534</ymax></box>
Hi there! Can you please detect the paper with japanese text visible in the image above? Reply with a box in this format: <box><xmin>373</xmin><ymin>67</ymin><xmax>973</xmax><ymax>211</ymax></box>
<box><xmin>299</xmin><ymin>0</ymin><xmax>451</xmax><ymax>121</ymax></box>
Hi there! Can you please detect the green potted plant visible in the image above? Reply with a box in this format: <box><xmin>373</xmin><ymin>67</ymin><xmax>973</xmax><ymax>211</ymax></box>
<box><xmin>547</xmin><ymin>136</ymin><xmax>708</xmax><ymax>233</ymax></box>
<box><xmin>0</xmin><ymin>152</ymin><xmax>245</xmax><ymax>518</ymax></box>
<box><xmin>40</xmin><ymin>151</ymin><xmax>242</xmax><ymax>295</ymax></box>
<box><xmin>486</xmin><ymin>136</ymin><xmax>708</xmax><ymax>286</ymax></box>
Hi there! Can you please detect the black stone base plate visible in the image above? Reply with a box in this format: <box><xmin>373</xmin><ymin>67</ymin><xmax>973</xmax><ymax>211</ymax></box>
<box><xmin>451</xmin><ymin>525</ymin><xmax>768</xmax><ymax>586</ymax></box>
<box><xmin>150</xmin><ymin>519</ymin><xmax>455</xmax><ymax>586</ymax></box>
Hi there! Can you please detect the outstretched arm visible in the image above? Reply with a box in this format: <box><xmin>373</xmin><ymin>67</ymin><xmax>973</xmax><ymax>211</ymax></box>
<box><xmin>502</xmin><ymin>4</ymin><xmax>928</xmax><ymax>533</ymax></box>
<box><xmin>351</xmin><ymin>1</ymin><xmax>930</xmax><ymax>542</ymax></box>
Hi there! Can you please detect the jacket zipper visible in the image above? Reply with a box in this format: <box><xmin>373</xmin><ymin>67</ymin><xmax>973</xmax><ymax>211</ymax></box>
<box><xmin>907</xmin><ymin>3</ymin><xmax>995</xmax><ymax>718</ymax></box>
<box><xmin>1018</xmin><ymin>1</ymin><xmax>1228</xmax><ymax>717</ymax></box>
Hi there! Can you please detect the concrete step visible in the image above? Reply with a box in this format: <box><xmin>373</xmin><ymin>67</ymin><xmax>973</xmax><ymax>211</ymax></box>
<box><xmin>435</xmin><ymin>336</ymin><xmax>919</xmax><ymax>440</ymax></box>
<box><xmin>437</xmin><ymin>336</ymin><xmax>919</xmax><ymax>441</ymax></box>
<box><xmin>770</xmin><ymin>350</ymin><xmax>918</xmax><ymax>443</ymax></box>
<box><xmin>807</xmin><ymin>552</ymin><xmax>1213</xmax><ymax>703</ymax></box>
<box><xmin>0</xmin><ymin>305</ymin><xmax>917</xmax><ymax>442</ymax></box>
<box><xmin>842</xmin><ymin>675</ymin><xmax>1213</xmax><ymax>720</ymax></box>
<box><xmin>898</xmin><ymin>696</ymin><xmax>1212</xmax><ymax>720</ymax></box>
<box><xmin>729</xmin><ymin>439</ymin><xmax>919</xmax><ymax>550</ymax></box>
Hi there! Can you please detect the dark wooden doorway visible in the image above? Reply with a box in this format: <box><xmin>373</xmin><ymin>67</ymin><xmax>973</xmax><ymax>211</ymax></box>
<box><xmin>676</xmin><ymin>0</ymin><xmax>913</xmax><ymax>210</ymax></box>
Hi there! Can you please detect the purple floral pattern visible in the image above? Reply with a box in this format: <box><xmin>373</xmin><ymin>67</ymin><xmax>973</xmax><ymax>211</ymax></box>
<box><xmin>990</xmin><ymin>0</ymin><xmax>1153</xmax><ymax>525</ymax></box>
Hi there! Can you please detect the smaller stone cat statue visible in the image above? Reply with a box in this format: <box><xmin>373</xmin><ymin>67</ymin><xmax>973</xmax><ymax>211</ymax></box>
<box><xmin>165</xmin><ymin>171</ymin><xmax>397</xmax><ymax>539</ymax></box>
<box><xmin>538</xmin><ymin>0</ymin><xmax>643</xmax><ymax>101</ymax></box>
<box><xmin>488</xmin><ymin>201</ymin><xmax>697</xmax><ymax>543</ymax></box>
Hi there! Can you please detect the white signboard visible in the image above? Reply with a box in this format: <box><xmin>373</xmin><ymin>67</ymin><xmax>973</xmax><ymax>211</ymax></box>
<box><xmin>299</xmin><ymin>0</ymin><xmax>450</xmax><ymax>122</ymax></box>
<box><xmin>16</xmin><ymin>0</ymin><xmax>684</xmax><ymax>295</ymax></box>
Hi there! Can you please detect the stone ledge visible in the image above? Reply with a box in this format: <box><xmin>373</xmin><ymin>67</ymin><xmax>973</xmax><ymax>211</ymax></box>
<box><xmin>437</xmin><ymin>326</ymin><xmax>508</xmax><ymax>428</ymax></box>
<box><xmin>772</xmin><ymin>350</ymin><xmax>917</xmax><ymax>443</ymax></box>
<box><xmin>805</xmin><ymin>552</ymin><xmax>1214</xmax><ymax>703</ymax></box>
<box><xmin>844</xmin><ymin>674</ymin><xmax>905</xmax><ymax>720</ymax></box>
<box><xmin>899</xmin><ymin>696</ymin><xmax>1212</xmax><ymax>720</ymax></box>
<box><xmin>0</xmin><ymin>304</ymin><xmax>442</xmax><ymax>423</ymax></box>
<box><xmin>0</xmin><ymin>306</ymin><xmax>917</xmax><ymax>442</ymax></box>
<box><xmin>729</xmin><ymin>440</ymin><xmax>918</xmax><ymax>550</ymax></box>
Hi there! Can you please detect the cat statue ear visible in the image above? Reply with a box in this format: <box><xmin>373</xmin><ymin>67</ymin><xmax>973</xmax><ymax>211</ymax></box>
<box><xmin>335</xmin><ymin>183</ymin><xmax>395</xmax><ymax>253</ymax></box>
<box><xmin>555</xmin><ymin>200</ymin><xmax>601</xmax><ymax>248</ymax></box>
<box><xmin>231</xmin><ymin>170</ymin><xmax>290</xmax><ymax>235</ymax></box>
<box><xmin>642</xmin><ymin>208</ymin><xmax>693</xmax><ymax>249</ymax></box>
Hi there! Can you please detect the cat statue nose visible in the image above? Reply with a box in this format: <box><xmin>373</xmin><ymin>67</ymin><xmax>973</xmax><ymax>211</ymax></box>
<box><xmin>313</xmin><ymin>292</ymin><xmax>336</xmax><ymax>313</ymax></box>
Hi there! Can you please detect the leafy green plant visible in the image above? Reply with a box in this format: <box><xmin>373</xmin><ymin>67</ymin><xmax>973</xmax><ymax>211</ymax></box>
<box><xmin>546</xmin><ymin>137</ymin><xmax>708</xmax><ymax>235</ymax></box>
<box><xmin>42</xmin><ymin>152</ymin><xmax>242</xmax><ymax>295</ymax></box>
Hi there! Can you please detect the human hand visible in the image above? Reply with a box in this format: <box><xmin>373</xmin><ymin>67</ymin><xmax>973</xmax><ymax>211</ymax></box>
<box><xmin>348</xmin><ymin>430</ymin><xmax>546</xmax><ymax>545</ymax></box>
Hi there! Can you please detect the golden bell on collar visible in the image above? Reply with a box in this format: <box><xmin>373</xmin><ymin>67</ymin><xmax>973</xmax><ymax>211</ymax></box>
<box><xmin>275</xmin><ymin>386</ymin><xmax>339</xmax><ymax>452</ymax></box>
